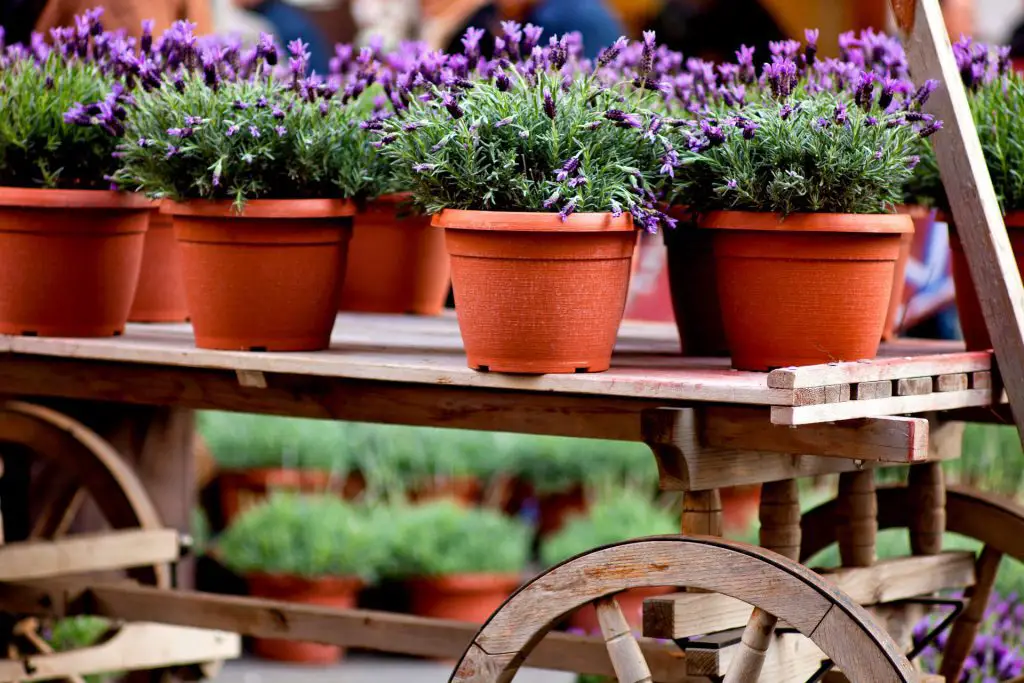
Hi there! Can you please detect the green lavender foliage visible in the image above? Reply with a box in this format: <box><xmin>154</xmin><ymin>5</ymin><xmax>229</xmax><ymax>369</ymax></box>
<box><xmin>0</xmin><ymin>54</ymin><xmax>119</xmax><ymax>189</ymax></box>
<box><xmin>376</xmin><ymin>69</ymin><xmax>665</xmax><ymax>218</ymax></box>
<box><xmin>355</xmin><ymin>86</ymin><xmax>407</xmax><ymax>200</ymax></box>
<box><xmin>115</xmin><ymin>73</ymin><xmax>377</xmax><ymax>208</ymax></box>
<box><xmin>383</xmin><ymin>500</ymin><xmax>531</xmax><ymax>577</ymax></box>
<box><xmin>539</xmin><ymin>490</ymin><xmax>677</xmax><ymax>567</ymax></box>
<box><xmin>668</xmin><ymin>92</ymin><xmax>924</xmax><ymax>216</ymax></box>
<box><xmin>914</xmin><ymin>71</ymin><xmax>1024</xmax><ymax>213</ymax></box>
<box><xmin>501</xmin><ymin>435</ymin><xmax>658</xmax><ymax>495</ymax></box>
<box><xmin>217</xmin><ymin>493</ymin><xmax>390</xmax><ymax>581</ymax></box>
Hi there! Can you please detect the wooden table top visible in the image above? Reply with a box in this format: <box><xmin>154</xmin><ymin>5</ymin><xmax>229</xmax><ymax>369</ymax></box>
<box><xmin>0</xmin><ymin>313</ymin><xmax>992</xmax><ymax>416</ymax></box>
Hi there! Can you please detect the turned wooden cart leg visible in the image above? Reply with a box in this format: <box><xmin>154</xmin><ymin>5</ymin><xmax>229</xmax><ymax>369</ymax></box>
<box><xmin>838</xmin><ymin>470</ymin><xmax>878</xmax><ymax>567</ymax></box>
<box><xmin>908</xmin><ymin>462</ymin><xmax>945</xmax><ymax>556</ymax></box>
<box><xmin>681</xmin><ymin>489</ymin><xmax>722</xmax><ymax>536</ymax></box>
<box><xmin>723</xmin><ymin>479</ymin><xmax>801</xmax><ymax>683</ymax></box>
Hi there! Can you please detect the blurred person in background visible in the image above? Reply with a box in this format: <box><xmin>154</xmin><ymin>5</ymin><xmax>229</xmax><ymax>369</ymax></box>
<box><xmin>2</xmin><ymin>0</ymin><xmax>213</xmax><ymax>43</ymax></box>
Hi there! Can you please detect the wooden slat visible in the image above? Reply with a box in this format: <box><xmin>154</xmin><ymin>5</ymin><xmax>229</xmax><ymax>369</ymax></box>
<box><xmin>893</xmin><ymin>0</ymin><xmax>1024</xmax><ymax>449</ymax></box>
<box><xmin>686</xmin><ymin>631</ymin><xmax>826</xmax><ymax>679</ymax></box>
<box><xmin>771</xmin><ymin>388</ymin><xmax>1000</xmax><ymax>426</ymax></box>
<box><xmin>701</xmin><ymin>407</ymin><xmax>929</xmax><ymax>463</ymax></box>
<box><xmin>0</xmin><ymin>529</ymin><xmax>179</xmax><ymax>582</ymax></box>
<box><xmin>794</xmin><ymin>384</ymin><xmax>851</xmax><ymax>406</ymax></box>
<box><xmin>645</xmin><ymin>552</ymin><xmax>975</xmax><ymax>640</ymax></box>
<box><xmin>2</xmin><ymin>582</ymin><xmax>689</xmax><ymax>681</ymax></box>
<box><xmin>767</xmin><ymin>352</ymin><xmax>992</xmax><ymax>389</ymax></box>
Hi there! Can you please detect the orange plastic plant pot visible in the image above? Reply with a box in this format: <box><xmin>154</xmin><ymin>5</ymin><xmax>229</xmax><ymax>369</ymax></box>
<box><xmin>339</xmin><ymin>194</ymin><xmax>451</xmax><ymax>315</ymax></box>
<box><xmin>433</xmin><ymin>209</ymin><xmax>638</xmax><ymax>374</ymax></box>
<box><xmin>165</xmin><ymin>198</ymin><xmax>354</xmax><ymax>352</ymax></box>
<box><xmin>407</xmin><ymin>573</ymin><xmax>521</xmax><ymax>623</ymax></box>
<box><xmin>703</xmin><ymin>211</ymin><xmax>912</xmax><ymax>371</ymax></box>
<box><xmin>0</xmin><ymin>187</ymin><xmax>150</xmax><ymax>337</ymax></box>
<box><xmin>129</xmin><ymin>208</ymin><xmax>190</xmax><ymax>323</ymax></box>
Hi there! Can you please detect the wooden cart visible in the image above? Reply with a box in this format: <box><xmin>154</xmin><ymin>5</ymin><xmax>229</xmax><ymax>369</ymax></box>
<box><xmin>0</xmin><ymin>0</ymin><xmax>1023</xmax><ymax>681</ymax></box>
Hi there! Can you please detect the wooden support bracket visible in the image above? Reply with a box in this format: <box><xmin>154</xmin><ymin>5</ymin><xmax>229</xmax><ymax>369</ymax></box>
<box><xmin>892</xmin><ymin>0</ymin><xmax>1024</xmax><ymax>445</ymax></box>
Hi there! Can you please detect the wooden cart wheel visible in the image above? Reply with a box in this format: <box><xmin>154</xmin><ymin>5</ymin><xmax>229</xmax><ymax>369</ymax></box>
<box><xmin>0</xmin><ymin>401</ymin><xmax>170</xmax><ymax>588</ymax></box>
<box><xmin>801</xmin><ymin>483</ymin><xmax>1024</xmax><ymax>682</ymax></box>
<box><xmin>450</xmin><ymin>536</ymin><xmax>916</xmax><ymax>683</ymax></box>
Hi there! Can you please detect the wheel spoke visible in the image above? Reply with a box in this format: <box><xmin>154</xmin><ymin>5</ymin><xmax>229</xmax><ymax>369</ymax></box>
<box><xmin>723</xmin><ymin>607</ymin><xmax>778</xmax><ymax>683</ymax></box>
<box><xmin>939</xmin><ymin>544</ymin><xmax>1002</xmax><ymax>681</ymax></box>
<box><xmin>594</xmin><ymin>595</ymin><xmax>652</xmax><ymax>683</ymax></box>
<box><xmin>30</xmin><ymin>464</ymin><xmax>85</xmax><ymax>540</ymax></box>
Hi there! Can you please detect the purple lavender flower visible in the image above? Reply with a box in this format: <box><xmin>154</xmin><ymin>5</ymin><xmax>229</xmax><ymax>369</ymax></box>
<box><xmin>256</xmin><ymin>33</ymin><xmax>277</xmax><ymax>66</ymax></box>
<box><xmin>912</xmin><ymin>79</ymin><xmax>938</xmax><ymax>107</ymax></box>
<box><xmin>597</xmin><ymin>36</ymin><xmax>628</xmax><ymax>68</ymax></box>
<box><xmin>700</xmin><ymin>119</ymin><xmax>725</xmax><ymax>145</ymax></box>
<box><xmin>495</xmin><ymin>70</ymin><xmax>511</xmax><ymax>92</ymax></box>
<box><xmin>543</xmin><ymin>87</ymin><xmax>556</xmax><ymax>119</ymax></box>
<box><xmin>412</xmin><ymin>163</ymin><xmax>435</xmax><ymax>173</ymax></box>
<box><xmin>834</xmin><ymin>101</ymin><xmax>849</xmax><ymax>125</ymax></box>
<box><xmin>249</xmin><ymin>125</ymin><xmax>260</xmax><ymax>138</ymax></box>
<box><xmin>442</xmin><ymin>92</ymin><xmax>464</xmax><ymax>119</ymax></box>
<box><xmin>726</xmin><ymin>179</ymin><xmax>738</xmax><ymax>190</ymax></box>
<box><xmin>558</xmin><ymin>197</ymin><xmax>577</xmax><ymax>222</ymax></box>
<box><xmin>764</xmin><ymin>59</ymin><xmax>798</xmax><ymax>99</ymax></box>
<box><xmin>556</xmin><ymin>156</ymin><xmax>580</xmax><ymax>181</ymax></box>
<box><xmin>523</xmin><ymin>24</ymin><xmax>544</xmax><ymax>53</ymax></box>
<box><xmin>919</xmin><ymin>120</ymin><xmax>943</xmax><ymax>139</ymax></box>
<box><xmin>605</xmin><ymin>109</ymin><xmax>642</xmax><ymax>129</ymax></box>
<box><xmin>461</xmin><ymin>27</ymin><xmax>485</xmax><ymax>62</ymax></box>
<box><xmin>639</xmin><ymin>30</ymin><xmax>656</xmax><ymax>76</ymax></box>
<box><xmin>226</xmin><ymin>124</ymin><xmax>240</xmax><ymax>137</ymax></box>
<box><xmin>274</xmin><ymin>125</ymin><xmax>287</xmax><ymax>137</ymax></box>
<box><xmin>736</xmin><ymin>45</ymin><xmax>757</xmax><ymax>83</ymax></box>
<box><xmin>165</xmin><ymin>145</ymin><xmax>180</xmax><ymax>159</ymax></box>
<box><xmin>804</xmin><ymin>28</ymin><xmax>820</xmax><ymax>65</ymax></box>
<box><xmin>63</xmin><ymin>103</ymin><xmax>91</xmax><ymax>126</ymax></box>
<box><xmin>543</xmin><ymin>190</ymin><xmax>560</xmax><ymax>209</ymax></box>
<box><xmin>494</xmin><ymin>116</ymin><xmax>513</xmax><ymax>128</ymax></box>
<box><xmin>500</xmin><ymin>20</ymin><xmax>522</xmax><ymax>58</ymax></box>
<box><xmin>167</xmin><ymin>127</ymin><xmax>193</xmax><ymax>138</ymax></box>
<box><xmin>272</xmin><ymin>107</ymin><xmax>285</xmax><ymax>120</ymax></box>
<box><xmin>140</xmin><ymin>19</ymin><xmax>154</xmax><ymax>54</ymax></box>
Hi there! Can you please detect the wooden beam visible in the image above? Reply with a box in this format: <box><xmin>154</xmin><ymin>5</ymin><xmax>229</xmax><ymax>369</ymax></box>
<box><xmin>701</xmin><ymin>407</ymin><xmax>929</xmax><ymax>463</ymax></box>
<box><xmin>771</xmin><ymin>388</ymin><xmax>998</xmax><ymax>426</ymax></box>
<box><xmin>893</xmin><ymin>0</ymin><xmax>1024</xmax><ymax>447</ymax></box>
<box><xmin>0</xmin><ymin>529</ymin><xmax>180</xmax><ymax>582</ymax></box>
<box><xmin>767</xmin><ymin>352</ymin><xmax>992</xmax><ymax>389</ymax></box>
<box><xmin>0</xmin><ymin>582</ymin><xmax>691</xmax><ymax>682</ymax></box>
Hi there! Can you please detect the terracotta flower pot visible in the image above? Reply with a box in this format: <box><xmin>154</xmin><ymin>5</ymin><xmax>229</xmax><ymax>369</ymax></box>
<box><xmin>247</xmin><ymin>573</ymin><xmax>362</xmax><ymax>664</ymax></box>
<box><xmin>218</xmin><ymin>468</ymin><xmax>366</xmax><ymax>526</ymax></box>
<box><xmin>407</xmin><ymin>475</ymin><xmax>483</xmax><ymax>507</ymax></box>
<box><xmin>704</xmin><ymin>211</ymin><xmax>913</xmax><ymax>371</ymax></box>
<box><xmin>883</xmin><ymin>206</ymin><xmax>927</xmax><ymax>340</ymax></box>
<box><xmin>720</xmin><ymin>484</ymin><xmax>762</xmax><ymax>534</ymax></box>
<box><xmin>0</xmin><ymin>187</ymin><xmax>150</xmax><ymax>337</ymax></box>
<box><xmin>165</xmin><ymin>199</ymin><xmax>354</xmax><ymax>351</ymax></box>
<box><xmin>569</xmin><ymin>586</ymin><xmax>674</xmax><ymax>635</ymax></box>
<box><xmin>663</xmin><ymin>222</ymin><xmax>729</xmax><ymax>357</ymax></box>
<box><xmin>433</xmin><ymin>209</ymin><xmax>637</xmax><ymax>374</ymax></box>
<box><xmin>408</xmin><ymin>573</ymin><xmax>521</xmax><ymax>623</ymax></box>
<box><xmin>339</xmin><ymin>195</ymin><xmax>451</xmax><ymax>315</ymax></box>
<box><xmin>128</xmin><ymin>208</ymin><xmax>190</xmax><ymax>323</ymax></box>
<box><xmin>948</xmin><ymin>212</ymin><xmax>1024</xmax><ymax>351</ymax></box>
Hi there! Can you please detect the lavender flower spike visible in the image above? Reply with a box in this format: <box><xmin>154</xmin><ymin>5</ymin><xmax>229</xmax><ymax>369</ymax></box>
<box><xmin>543</xmin><ymin>87</ymin><xmax>556</xmax><ymax>119</ymax></box>
<box><xmin>461</xmin><ymin>27</ymin><xmax>485</xmax><ymax>61</ymax></box>
<box><xmin>804</xmin><ymin>28</ymin><xmax>819</xmax><ymax>65</ymax></box>
<box><xmin>597</xmin><ymin>36</ymin><xmax>628</xmax><ymax>68</ymax></box>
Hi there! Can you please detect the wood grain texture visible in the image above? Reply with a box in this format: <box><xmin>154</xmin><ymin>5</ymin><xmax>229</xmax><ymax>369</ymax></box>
<box><xmin>816</xmin><ymin>552</ymin><xmax>975</xmax><ymax>605</ymax></box>
<box><xmin>595</xmin><ymin>596</ymin><xmax>653</xmax><ymax>683</ymax></box>
<box><xmin>896</xmin><ymin>0</ymin><xmax>1024</xmax><ymax>448</ymax></box>
<box><xmin>0</xmin><ymin>529</ymin><xmax>179</xmax><ymax>582</ymax></box>
<box><xmin>687</xmin><ymin>631</ymin><xmax>826</xmax><ymax>680</ymax></box>
<box><xmin>896</xmin><ymin>377</ymin><xmax>933</xmax><ymax>396</ymax></box>
<box><xmin>908</xmin><ymin>463</ymin><xmax>946</xmax><ymax>555</ymax></box>
<box><xmin>852</xmin><ymin>380</ymin><xmax>893</xmax><ymax>400</ymax></box>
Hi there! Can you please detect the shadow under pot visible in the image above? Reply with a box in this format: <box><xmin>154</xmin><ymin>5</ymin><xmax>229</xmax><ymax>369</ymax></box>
<box><xmin>338</xmin><ymin>194</ymin><xmax>451</xmax><ymax>315</ymax></box>
<box><xmin>0</xmin><ymin>188</ymin><xmax>150</xmax><ymax>337</ymax></box>
<box><xmin>701</xmin><ymin>211</ymin><xmax>913</xmax><ymax>371</ymax></box>
<box><xmin>164</xmin><ymin>198</ymin><xmax>354</xmax><ymax>351</ymax></box>
<box><xmin>662</xmin><ymin>222</ymin><xmax>729</xmax><ymax>357</ymax></box>
<box><xmin>947</xmin><ymin>212</ymin><xmax>1024</xmax><ymax>351</ymax></box>
<box><xmin>433</xmin><ymin>209</ymin><xmax>637</xmax><ymax>374</ymax></box>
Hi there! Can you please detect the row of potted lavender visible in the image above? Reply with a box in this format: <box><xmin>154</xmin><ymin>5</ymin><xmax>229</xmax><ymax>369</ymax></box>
<box><xmin>0</xmin><ymin>14</ymin><xmax>1013</xmax><ymax>374</ymax></box>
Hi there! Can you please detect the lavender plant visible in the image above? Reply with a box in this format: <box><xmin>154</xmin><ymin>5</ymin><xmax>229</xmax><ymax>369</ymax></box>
<box><xmin>663</xmin><ymin>33</ymin><xmax>941</xmax><ymax>216</ymax></box>
<box><xmin>114</xmin><ymin>29</ymin><xmax>384</xmax><ymax>208</ymax></box>
<box><xmin>912</xmin><ymin>38</ymin><xmax>1023</xmax><ymax>213</ymax></box>
<box><xmin>0</xmin><ymin>10</ymin><xmax>132</xmax><ymax>190</ymax></box>
<box><xmin>914</xmin><ymin>593</ymin><xmax>1024</xmax><ymax>681</ymax></box>
<box><xmin>373</xmin><ymin>26</ymin><xmax>676</xmax><ymax>232</ymax></box>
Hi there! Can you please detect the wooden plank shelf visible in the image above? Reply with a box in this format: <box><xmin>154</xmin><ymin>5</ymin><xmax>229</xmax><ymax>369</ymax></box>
<box><xmin>643</xmin><ymin>552</ymin><xmax>976</xmax><ymax>640</ymax></box>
